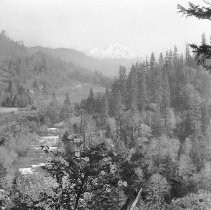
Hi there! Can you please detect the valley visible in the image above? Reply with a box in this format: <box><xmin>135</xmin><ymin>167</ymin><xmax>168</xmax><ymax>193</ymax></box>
<box><xmin>1</xmin><ymin>1</ymin><xmax>211</xmax><ymax>208</ymax></box>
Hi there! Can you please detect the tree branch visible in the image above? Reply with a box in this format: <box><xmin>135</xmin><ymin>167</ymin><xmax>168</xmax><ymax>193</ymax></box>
<box><xmin>177</xmin><ymin>2</ymin><xmax>211</xmax><ymax>20</ymax></box>
<box><xmin>203</xmin><ymin>0</ymin><xmax>211</xmax><ymax>6</ymax></box>
<box><xmin>189</xmin><ymin>43</ymin><xmax>211</xmax><ymax>73</ymax></box>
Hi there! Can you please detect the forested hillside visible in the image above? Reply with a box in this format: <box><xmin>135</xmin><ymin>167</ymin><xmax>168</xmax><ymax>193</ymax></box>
<box><xmin>0</xmin><ymin>30</ymin><xmax>28</xmax><ymax>59</ymax></box>
<box><xmin>0</xmin><ymin>31</ymin><xmax>111</xmax><ymax>108</ymax></box>
<box><xmin>75</xmin><ymin>43</ymin><xmax>211</xmax><ymax>208</ymax></box>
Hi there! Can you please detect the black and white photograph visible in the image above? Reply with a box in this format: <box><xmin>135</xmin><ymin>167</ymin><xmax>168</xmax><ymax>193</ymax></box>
<box><xmin>0</xmin><ymin>0</ymin><xmax>211</xmax><ymax>209</ymax></box>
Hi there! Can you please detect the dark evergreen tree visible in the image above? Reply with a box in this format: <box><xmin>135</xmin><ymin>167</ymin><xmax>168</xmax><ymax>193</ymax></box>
<box><xmin>46</xmin><ymin>93</ymin><xmax>60</xmax><ymax>124</ymax></box>
<box><xmin>102</xmin><ymin>93</ymin><xmax>109</xmax><ymax>118</ymax></box>
<box><xmin>178</xmin><ymin>2</ymin><xmax>211</xmax><ymax>72</ymax></box>
<box><xmin>137</xmin><ymin>65</ymin><xmax>148</xmax><ymax>111</ymax></box>
<box><xmin>86</xmin><ymin>88</ymin><xmax>95</xmax><ymax>114</ymax></box>
<box><xmin>149</xmin><ymin>53</ymin><xmax>157</xmax><ymax>102</ymax></box>
<box><xmin>202</xmin><ymin>32</ymin><xmax>207</xmax><ymax>45</ymax></box>
<box><xmin>210</xmin><ymin>34</ymin><xmax>211</xmax><ymax>45</ymax></box>
<box><xmin>119</xmin><ymin>66</ymin><xmax>127</xmax><ymax>102</ymax></box>
<box><xmin>127</xmin><ymin>64</ymin><xmax>138</xmax><ymax>111</ymax></box>
<box><xmin>114</xmin><ymin>91</ymin><xmax>125</xmax><ymax>120</ymax></box>
<box><xmin>64</xmin><ymin>93</ymin><xmax>71</xmax><ymax>107</ymax></box>
<box><xmin>201</xmin><ymin>101</ymin><xmax>210</xmax><ymax>134</ymax></box>
<box><xmin>185</xmin><ymin>44</ymin><xmax>192</xmax><ymax>67</ymax></box>
<box><xmin>158</xmin><ymin>53</ymin><xmax>164</xmax><ymax>67</ymax></box>
<box><xmin>150</xmin><ymin>56</ymin><xmax>162</xmax><ymax>107</ymax></box>
<box><xmin>32</xmin><ymin>79</ymin><xmax>39</xmax><ymax>90</ymax></box>
<box><xmin>161</xmin><ymin>63</ymin><xmax>171</xmax><ymax>133</ymax></box>
<box><xmin>110</xmin><ymin>79</ymin><xmax>122</xmax><ymax>116</ymax></box>
<box><xmin>173</xmin><ymin>46</ymin><xmax>179</xmax><ymax>67</ymax></box>
<box><xmin>89</xmin><ymin>88</ymin><xmax>94</xmax><ymax>99</ymax></box>
<box><xmin>0</xmin><ymin>163</ymin><xmax>6</xmax><ymax>188</ymax></box>
<box><xmin>60</xmin><ymin>93</ymin><xmax>72</xmax><ymax>120</ymax></box>
<box><xmin>114</xmin><ymin>90</ymin><xmax>125</xmax><ymax>138</ymax></box>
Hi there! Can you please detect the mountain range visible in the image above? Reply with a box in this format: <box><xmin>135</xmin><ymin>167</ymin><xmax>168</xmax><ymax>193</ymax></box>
<box><xmin>0</xmin><ymin>32</ymin><xmax>107</xmax><ymax>92</ymax></box>
<box><xmin>85</xmin><ymin>43</ymin><xmax>140</xmax><ymax>59</ymax></box>
<box><xmin>0</xmin><ymin>30</ymin><xmax>141</xmax><ymax>97</ymax></box>
<box><xmin>29</xmin><ymin>43</ymin><xmax>141</xmax><ymax>76</ymax></box>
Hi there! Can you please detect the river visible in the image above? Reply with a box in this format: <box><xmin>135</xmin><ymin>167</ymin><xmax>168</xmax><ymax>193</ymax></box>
<box><xmin>18</xmin><ymin>126</ymin><xmax>62</xmax><ymax>175</ymax></box>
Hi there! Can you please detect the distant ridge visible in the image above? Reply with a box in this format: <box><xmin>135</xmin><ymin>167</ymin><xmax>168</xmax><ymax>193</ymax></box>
<box><xmin>29</xmin><ymin>45</ymin><xmax>141</xmax><ymax>76</ymax></box>
<box><xmin>0</xmin><ymin>30</ymin><xmax>141</xmax><ymax>78</ymax></box>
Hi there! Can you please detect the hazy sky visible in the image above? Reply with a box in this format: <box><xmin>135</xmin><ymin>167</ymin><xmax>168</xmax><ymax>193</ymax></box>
<box><xmin>0</xmin><ymin>0</ymin><xmax>210</xmax><ymax>57</ymax></box>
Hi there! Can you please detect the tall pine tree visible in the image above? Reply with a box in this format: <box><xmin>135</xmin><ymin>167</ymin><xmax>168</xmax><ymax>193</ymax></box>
<box><xmin>137</xmin><ymin>64</ymin><xmax>148</xmax><ymax>111</ymax></box>
<box><xmin>127</xmin><ymin>64</ymin><xmax>138</xmax><ymax>111</ymax></box>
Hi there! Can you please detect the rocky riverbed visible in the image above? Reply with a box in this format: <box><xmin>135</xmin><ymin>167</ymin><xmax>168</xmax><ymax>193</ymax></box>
<box><xmin>18</xmin><ymin>126</ymin><xmax>62</xmax><ymax>175</ymax></box>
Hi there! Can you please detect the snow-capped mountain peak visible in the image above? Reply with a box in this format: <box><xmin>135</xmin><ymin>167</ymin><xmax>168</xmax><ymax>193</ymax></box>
<box><xmin>86</xmin><ymin>43</ymin><xmax>140</xmax><ymax>59</ymax></box>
